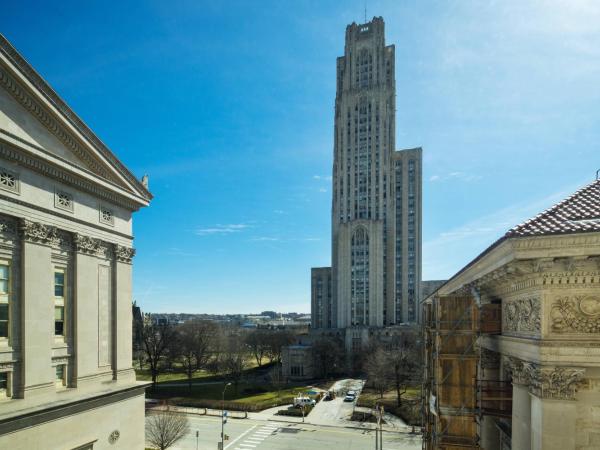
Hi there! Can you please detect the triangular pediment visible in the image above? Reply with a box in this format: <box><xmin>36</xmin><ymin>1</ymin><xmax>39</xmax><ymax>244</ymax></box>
<box><xmin>0</xmin><ymin>85</ymin><xmax>98</xmax><ymax>170</ymax></box>
<box><xmin>0</xmin><ymin>34</ymin><xmax>151</xmax><ymax>206</ymax></box>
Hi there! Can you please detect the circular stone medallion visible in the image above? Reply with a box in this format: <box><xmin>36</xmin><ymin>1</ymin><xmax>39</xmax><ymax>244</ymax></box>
<box><xmin>579</xmin><ymin>297</ymin><xmax>600</xmax><ymax>317</ymax></box>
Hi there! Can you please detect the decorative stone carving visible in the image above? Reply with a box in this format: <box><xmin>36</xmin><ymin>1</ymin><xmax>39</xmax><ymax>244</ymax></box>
<box><xmin>503</xmin><ymin>297</ymin><xmax>541</xmax><ymax>333</ymax></box>
<box><xmin>529</xmin><ymin>366</ymin><xmax>585</xmax><ymax>400</ymax></box>
<box><xmin>481</xmin><ymin>348</ymin><xmax>501</xmax><ymax>369</ymax></box>
<box><xmin>550</xmin><ymin>296</ymin><xmax>600</xmax><ymax>333</ymax></box>
<box><xmin>114</xmin><ymin>245</ymin><xmax>135</xmax><ymax>264</ymax></box>
<box><xmin>0</xmin><ymin>215</ymin><xmax>17</xmax><ymax>235</ymax></box>
<box><xmin>108</xmin><ymin>430</ymin><xmax>120</xmax><ymax>444</ymax></box>
<box><xmin>74</xmin><ymin>233</ymin><xmax>108</xmax><ymax>258</ymax></box>
<box><xmin>504</xmin><ymin>357</ymin><xmax>532</xmax><ymax>385</ymax></box>
<box><xmin>504</xmin><ymin>357</ymin><xmax>585</xmax><ymax>400</ymax></box>
<box><xmin>20</xmin><ymin>219</ymin><xmax>61</xmax><ymax>246</ymax></box>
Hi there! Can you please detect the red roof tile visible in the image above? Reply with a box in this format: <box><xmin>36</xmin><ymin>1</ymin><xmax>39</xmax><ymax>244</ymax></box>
<box><xmin>505</xmin><ymin>179</ymin><xmax>600</xmax><ymax>237</ymax></box>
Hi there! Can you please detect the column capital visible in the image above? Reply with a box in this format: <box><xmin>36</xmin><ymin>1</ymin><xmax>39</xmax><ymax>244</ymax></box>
<box><xmin>73</xmin><ymin>233</ymin><xmax>109</xmax><ymax>258</ymax></box>
<box><xmin>114</xmin><ymin>244</ymin><xmax>135</xmax><ymax>264</ymax></box>
<box><xmin>19</xmin><ymin>218</ymin><xmax>60</xmax><ymax>246</ymax></box>
<box><xmin>529</xmin><ymin>366</ymin><xmax>585</xmax><ymax>400</ymax></box>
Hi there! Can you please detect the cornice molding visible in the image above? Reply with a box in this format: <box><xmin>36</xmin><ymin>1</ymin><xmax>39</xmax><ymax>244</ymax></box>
<box><xmin>0</xmin><ymin>140</ymin><xmax>141</xmax><ymax>211</ymax></box>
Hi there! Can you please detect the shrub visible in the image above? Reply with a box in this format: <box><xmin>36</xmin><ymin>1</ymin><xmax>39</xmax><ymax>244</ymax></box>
<box><xmin>276</xmin><ymin>405</ymin><xmax>314</xmax><ymax>417</ymax></box>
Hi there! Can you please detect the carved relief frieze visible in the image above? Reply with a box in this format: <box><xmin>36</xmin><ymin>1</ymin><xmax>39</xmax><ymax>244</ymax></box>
<box><xmin>114</xmin><ymin>245</ymin><xmax>135</xmax><ymax>264</ymax></box>
<box><xmin>503</xmin><ymin>297</ymin><xmax>541</xmax><ymax>333</ymax></box>
<box><xmin>550</xmin><ymin>296</ymin><xmax>600</xmax><ymax>334</ymax></box>
<box><xmin>74</xmin><ymin>233</ymin><xmax>109</xmax><ymax>258</ymax></box>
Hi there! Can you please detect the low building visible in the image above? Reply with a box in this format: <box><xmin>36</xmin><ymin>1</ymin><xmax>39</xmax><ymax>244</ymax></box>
<box><xmin>281</xmin><ymin>344</ymin><xmax>314</xmax><ymax>381</ymax></box>
<box><xmin>0</xmin><ymin>35</ymin><xmax>151</xmax><ymax>449</ymax></box>
<box><xmin>422</xmin><ymin>177</ymin><xmax>600</xmax><ymax>450</ymax></box>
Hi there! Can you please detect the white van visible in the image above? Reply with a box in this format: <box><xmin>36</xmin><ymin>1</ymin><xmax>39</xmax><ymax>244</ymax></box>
<box><xmin>293</xmin><ymin>396</ymin><xmax>316</xmax><ymax>408</ymax></box>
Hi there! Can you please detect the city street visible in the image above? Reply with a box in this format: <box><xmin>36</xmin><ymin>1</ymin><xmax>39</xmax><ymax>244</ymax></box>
<box><xmin>147</xmin><ymin>414</ymin><xmax>422</xmax><ymax>450</ymax></box>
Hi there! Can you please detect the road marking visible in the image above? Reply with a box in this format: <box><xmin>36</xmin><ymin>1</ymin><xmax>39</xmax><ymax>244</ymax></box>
<box><xmin>239</xmin><ymin>444</ymin><xmax>256</xmax><ymax>448</ymax></box>
<box><xmin>224</xmin><ymin>424</ymin><xmax>257</xmax><ymax>450</ymax></box>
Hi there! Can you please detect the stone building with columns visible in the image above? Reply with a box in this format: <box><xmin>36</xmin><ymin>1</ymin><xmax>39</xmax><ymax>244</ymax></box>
<box><xmin>423</xmin><ymin>177</ymin><xmax>600</xmax><ymax>450</ymax></box>
<box><xmin>0</xmin><ymin>35</ymin><xmax>152</xmax><ymax>449</ymax></box>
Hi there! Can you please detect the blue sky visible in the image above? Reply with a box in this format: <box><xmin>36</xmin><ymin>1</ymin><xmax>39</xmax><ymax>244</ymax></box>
<box><xmin>2</xmin><ymin>1</ymin><xmax>599</xmax><ymax>313</ymax></box>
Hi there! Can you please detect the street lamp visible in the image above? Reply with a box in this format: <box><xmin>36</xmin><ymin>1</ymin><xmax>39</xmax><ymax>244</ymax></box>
<box><xmin>221</xmin><ymin>382</ymin><xmax>232</xmax><ymax>450</ymax></box>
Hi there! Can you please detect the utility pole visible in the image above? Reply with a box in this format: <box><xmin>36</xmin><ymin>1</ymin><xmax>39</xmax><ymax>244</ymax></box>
<box><xmin>221</xmin><ymin>382</ymin><xmax>232</xmax><ymax>450</ymax></box>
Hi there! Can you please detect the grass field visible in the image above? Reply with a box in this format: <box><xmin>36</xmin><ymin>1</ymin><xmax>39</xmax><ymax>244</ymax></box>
<box><xmin>147</xmin><ymin>379</ymin><xmax>321</xmax><ymax>411</ymax></box>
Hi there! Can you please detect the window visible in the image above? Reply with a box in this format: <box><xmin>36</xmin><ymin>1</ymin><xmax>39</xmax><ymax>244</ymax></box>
<box><xmin>55</xmin><ymin>364</ymin><xmax>66</xmax><ymax>387</ymax></box>
<box><xmin>0</xmin><ymin>263</ymin><xmax>9</xmax><ymax>339</ymax></box>
<box><xmin>0</xmin><ymin>372</ymin><xmax>9</xmax><ymax>398</ymax></box>
<box><xmin>54</xmin><ymin>269</ymin><xmax>65</xmax><ymax>337</ymax></box>
<box><xmin>0</xmin><ymin>168</ymin><xmax>18</xmax><ymax>194</ymax></box>
<box><xmin>99</xmin><ymin>206</ymin><xmax>114</xmax><ymax>226</ymax></box>
<box><xmin>55</xmin><ymin>191</ymin><xmax>74</xmax><ymax>212</ymax></box>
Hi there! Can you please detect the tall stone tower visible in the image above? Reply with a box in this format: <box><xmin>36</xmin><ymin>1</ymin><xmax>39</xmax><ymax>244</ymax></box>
<box><xmin>311</xmin><ymin>17</ymin><xmax>422</xmax><ymax>331</ymax></box>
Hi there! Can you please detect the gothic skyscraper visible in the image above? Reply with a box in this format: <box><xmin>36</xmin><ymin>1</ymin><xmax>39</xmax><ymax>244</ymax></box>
<box><xmin>311</xmin><ymin>17</ymin><xmax>422</xmax><ymax>331</ymax></box>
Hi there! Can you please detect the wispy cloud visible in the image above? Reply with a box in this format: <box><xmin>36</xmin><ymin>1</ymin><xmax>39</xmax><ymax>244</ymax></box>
<box><xmin>248</xmin><ymin>236</ymin><xmax>321</xmax><ymax>243</ymax></box>
<box><xmin>195</xmin><ymin>223</ymin><xmax>251</xmax><ymax>236</ymax></box>
<box><xmin>313</xmin><ymin>175</ymin><xmax>332</xmax><ymax>181</ymax></box>
<box><xmin>429</xmin><ymin>171</ymin><xmax>482</xmax><ymax>183</ymax></box>
<box><xmin>249</xmin><ymin>236</ymin><xmax>281</xmax><ymax>242</ymax></box>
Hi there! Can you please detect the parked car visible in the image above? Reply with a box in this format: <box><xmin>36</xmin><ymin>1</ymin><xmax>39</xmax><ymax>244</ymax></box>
<box><xmin>293</xmin><ymin>396</ymin><xmax>316</xmax><ymax>408</ymax></box>
<box><xmin>343</xmin><ymin>393</ymin><xmax>356</xmax><ymax>402</ymax></box>
<box><xmin>324</xmin><ymin>390</ymin><xmax>335</xmax><ymax>401</ymax></box>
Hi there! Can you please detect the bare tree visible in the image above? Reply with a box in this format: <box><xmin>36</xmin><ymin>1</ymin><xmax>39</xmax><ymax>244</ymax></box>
<box><xmin>265</xmin><ymin>330</ymin><xmax>295</xmax><ymax>364</ymax></box>
<box><xmin>218</xmin><ymin>334</ymin><xmax>248</xmax><ymax>395</ymax></box>
<box><xmin>146</xmin><ymin>410</ymin><xmax>190</xmax><ymax>450</ymax></box>
<box><xmin>177</xmin><ymin>320</ymin><xmax>217</xmax><ymax>390</ymax></box>
<box><xmin>388</xmin><ymin>333</ymin><xmax>420</xmax><ymax>406</ymax></box>
<box><xmin>141</xmin><ymin>319</ymin><xmax>177</xmax><ymax>390</ymax></box>
<box><xmin>312</xmin><ymin>335</ymin><xmax>344</xmax><ymax>378</ymax></box>
<box><xmin>365</xmin><ymin>346</ymin><xmax>392</xmax><ymax>398</ymax></box>
<box><xmin>268</xmin><ymin>362</ymin><xmax>285</xmax><ymax>398</ymax></box>
<box><xmin>244</xmin><ymin>329</ymin><xmax>270</xmax><ymax>367</ymax></box>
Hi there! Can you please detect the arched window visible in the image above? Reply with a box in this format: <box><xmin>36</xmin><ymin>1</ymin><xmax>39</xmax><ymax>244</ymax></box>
<box><xmin>351</xmin><ymin>227</ymin><xmax>369</xmax><ymax>326</ymax></box>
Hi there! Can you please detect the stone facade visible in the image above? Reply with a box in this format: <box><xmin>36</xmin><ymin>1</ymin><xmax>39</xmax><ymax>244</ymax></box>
<box><xmin>0</xmin><ymin>34</ymin><xmax>151</xmax><ymax>449</ymax></box>
<box><xmin>423</xmin><ymin>179</ymin><xmax>600</xmax><ymax>450</ymax></box>
<box><xmin>311</xmin><ymin>16</ymin><xmax>423</xmax><ymax>343</ymax></box>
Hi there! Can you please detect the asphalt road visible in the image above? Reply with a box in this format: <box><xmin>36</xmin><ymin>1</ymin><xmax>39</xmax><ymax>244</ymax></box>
<box><xmin>149</xmin><ymin>414</ymin><xmax>422</xmax><ymax>450</ymax></box>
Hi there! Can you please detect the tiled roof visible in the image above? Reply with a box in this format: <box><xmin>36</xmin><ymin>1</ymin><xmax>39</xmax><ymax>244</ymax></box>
<box><xmin>505</xmin><ymin>179</ymin><xmax>600</xmax><ymax>237</ymax></box>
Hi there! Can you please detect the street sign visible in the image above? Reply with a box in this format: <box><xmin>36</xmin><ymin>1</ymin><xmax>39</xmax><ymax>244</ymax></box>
<box><xmin>196</xmin><ymin>431</ymin><xmax>199</xmax><ymax>437</ymax></box>
<box><xmin>223</xmin><ymin>410</ymin><xmax>229</xmax><ymax>417</ymax></box>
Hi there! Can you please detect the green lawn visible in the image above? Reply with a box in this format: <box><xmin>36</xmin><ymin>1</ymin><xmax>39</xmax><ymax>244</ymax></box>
<box><xmin>147</xmin><ymin>381</ymin><xmax>319</xmax><ymax>410</ymax></box>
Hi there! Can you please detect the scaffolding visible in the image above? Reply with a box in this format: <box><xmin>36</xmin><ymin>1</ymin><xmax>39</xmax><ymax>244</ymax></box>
<box><xmin>422</xmin><ymin>295</ymin><xmax>507</xmax><ymax>450</ymax></box>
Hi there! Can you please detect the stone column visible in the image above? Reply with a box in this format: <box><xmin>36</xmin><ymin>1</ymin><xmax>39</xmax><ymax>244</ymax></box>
<box><xmin>113</xmin><ymin>245</ymin><xmax>135</xmax><ymax>382</ymax></box>
<box><xmin>19</xmin><ymin>220</ymin><xmax>55</xmax><ymax>399</ymax></box>
<box><xmin>529</xmin><ymin>367</ymin><xmax>584</xmax><ymax>450</ymax></box>
<box><xmin>506</xmin><ymin>357</ymin><xmax>532</xmax><ymax>450</ymax></box>
<box><xmin>72</xmin><ymin>234</ymin><xmax>111</xmax><ymax>390</ymax></box>
<box><xmin>511</xmin><ymin>383</ymin><xmax>531</xmax><ymax>450</ymax></box>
